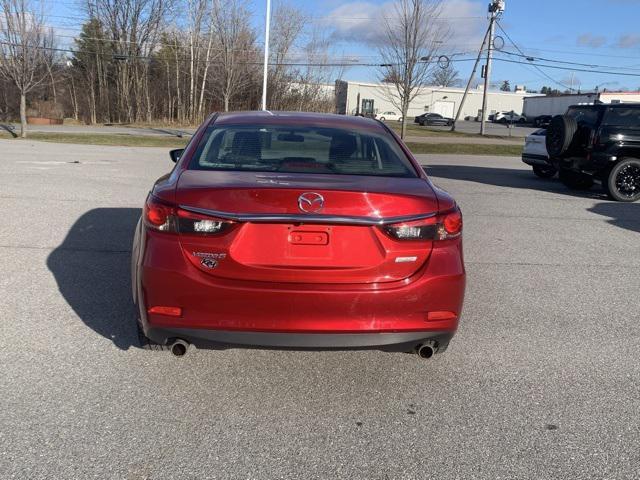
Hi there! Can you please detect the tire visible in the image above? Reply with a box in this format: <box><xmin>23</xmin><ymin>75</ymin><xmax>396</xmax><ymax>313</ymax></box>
<box><xmin>532</xmin><ymin>165</ymin><xmax>557</xmax><ymax>178</ymax></box>
<box><xmin>379</xmin><ymin>117</ymin><xmax>385</xmax><ymax>122</ymax></box>
<box><xmin>546</xmin><ymin>115</ymin><xmax>578</xmax><ymax>157</ymax></box>
<box><xmin>559</xmin><ymin>168</ymin><xmax>593</xmax><ymax>190</ymax></box>
<box><xmin>518</xmin><ymin>117</ymin><xmax>526</xmax><ymax>124</ymax></box>
<box><xmin>605</xmin><ymin>158</ymin><xmax>640</xmax><ymax>202</ymax></box>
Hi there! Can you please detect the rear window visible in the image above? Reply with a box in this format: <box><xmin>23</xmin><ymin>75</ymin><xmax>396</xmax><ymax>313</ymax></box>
<box><xmin>566</xmin><ymin>106</ymin><xmax>602</xmax><ymax>128</ymax></box>
<box><xmin>602</xmin><ymin>108</ymin><xmax>640</xmax><ymax>128</ymax></box>
<box><xmin>189</xmin><ymin>124</ymin><xmax>417</xmax><ymax>178</ymax></box>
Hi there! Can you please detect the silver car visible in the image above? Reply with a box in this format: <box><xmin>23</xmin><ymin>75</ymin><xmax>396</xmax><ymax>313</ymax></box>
<box><xmin>522</xmin><ymin>129</ymin><xmax>557</xmax><ymax>178</ymax></box>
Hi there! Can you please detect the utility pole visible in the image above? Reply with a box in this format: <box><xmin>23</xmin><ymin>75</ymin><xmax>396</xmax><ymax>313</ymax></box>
<box><xmin>450</xmin><ymin>26</ymin><xmax>491</xmax><ymax>131</ymax></box>
<box><xmin>480</xmin><ymin>0</ymin><xmax>505</xmax><ymax>135</ymax></box>
<box><xmin>261</xmin><ymin>0</ymin><xmax>271</xmax><ymax>111</ymax></box>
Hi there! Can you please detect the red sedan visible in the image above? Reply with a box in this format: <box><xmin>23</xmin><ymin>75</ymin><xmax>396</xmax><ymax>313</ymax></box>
<box><xmin>131</xmin><ymin>111</ymin><xmax>465</xmax><ymax>358</ymax></box>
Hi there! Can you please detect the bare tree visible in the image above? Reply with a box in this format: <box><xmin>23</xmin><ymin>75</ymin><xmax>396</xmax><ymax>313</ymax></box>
<box><xmin>87</xmin><ymin>0</ymin><xmax>168</xmax><ymax>123</ymax></box>
<box><xmin>210</xmin><ymin>0</ymin><xmax>255</xmax><ymax>112</ymax></box>
<box><xmin>377</xmin><ymin>0</ymin><xmax>447</xmax><ymax>138</ymax></box>
<box><xmin>0</xmin><ymin>0</ymin><xmax>54</xmax><ymax>137</ymax></box>
<box><xmin>428</xmin><ymin>63</ymin><xmax>460</xmax><ymax>87</ymax></box>
<box><xmin>267</xmin><ymin>2</ymin><xmax>304</xmax><ymax>110</ymax></box>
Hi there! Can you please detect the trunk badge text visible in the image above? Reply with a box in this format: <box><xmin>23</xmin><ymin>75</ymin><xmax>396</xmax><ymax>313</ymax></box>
<box><xmin>192</xmin><ymin>252</ymin><xmax>226</xmax><ymax>269</ymax></box>
<box><xmin>298</xmin><ymin>192</ymin><xmax>324</xmax><ymax>213</ymax></box>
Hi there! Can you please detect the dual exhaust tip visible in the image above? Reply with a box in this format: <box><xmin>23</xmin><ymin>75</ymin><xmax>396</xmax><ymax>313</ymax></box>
<box><xmin>169</xmin><ymin>339</ymin><xmax>438</xmax><ymax>358</ymax></box>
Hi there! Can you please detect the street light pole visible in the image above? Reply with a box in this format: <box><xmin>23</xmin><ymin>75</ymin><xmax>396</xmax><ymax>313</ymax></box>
<box><xmin>261</xmin><ymin>0</ymin><xmax>271</xmax><ymax>111</ymax></box>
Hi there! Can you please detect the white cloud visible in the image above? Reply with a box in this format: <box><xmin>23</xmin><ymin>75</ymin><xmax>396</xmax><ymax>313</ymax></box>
<box><xmin>616</xmin><ymin>34</ymin><xmax>640</xmax><ymax>49</ymax></box>
<box><xmin>576</xmin><ymin>33</ymin><xmax>606</xmax><ymax>48</ymax></box>
<box><xmin>324</xmin><ymin>0</ymin><xmax>486</xmax><ymax>54</ymax></box>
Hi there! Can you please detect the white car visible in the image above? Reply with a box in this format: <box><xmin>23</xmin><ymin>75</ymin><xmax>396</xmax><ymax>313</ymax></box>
<box><xmin>494</xmin><ymin>111</ymin><xmax>527</xmax><ymax>124</ymax></box>
<box><xmin>377</xmin><ymin>111</ymin><xmax>402</xmax><ymax>122</ymax></box>
<box><xmin>522</xmin><ymin>128</ymin><xmax>557</xmax><ymax>178</ymax></box>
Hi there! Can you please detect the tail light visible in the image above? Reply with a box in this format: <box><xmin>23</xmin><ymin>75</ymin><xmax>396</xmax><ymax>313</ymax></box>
<box><xmin>383</xmin><ymin>207</ymin><xmax>462</xmax><ymax>241</ymax></box>
<box><xmin>144</xmin><ymin>196</ymin><xmax>234</xmax><ymax>235</ymax></box>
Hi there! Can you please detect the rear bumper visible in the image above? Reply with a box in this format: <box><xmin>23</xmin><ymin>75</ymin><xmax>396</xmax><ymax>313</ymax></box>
<box><xmin>135</xmin><ymin>229</ymin><xmax>465</xmax><ymax>350</ymax></box>
<box><xmin>522</xmin><ymin>153</ymin><xmax>551</xmax><ymax>167</ymax></box>
<box><xmin>144</xmin><ymin>326</ymin><xmax>452</xmax><ymax>352</ymax></box>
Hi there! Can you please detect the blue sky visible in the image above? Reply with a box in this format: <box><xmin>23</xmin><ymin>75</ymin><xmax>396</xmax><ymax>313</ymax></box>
<box><xmin>51</xmin><ymin>0</ymin><xmax>640</xmax><ymax>93</ymax></box>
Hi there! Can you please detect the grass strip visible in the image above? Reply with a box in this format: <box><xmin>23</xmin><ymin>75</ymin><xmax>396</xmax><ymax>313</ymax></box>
<box><xmin>405</xmin><ymin>142</ymin><xmax>522</xmax><ymax>156</ymax></box>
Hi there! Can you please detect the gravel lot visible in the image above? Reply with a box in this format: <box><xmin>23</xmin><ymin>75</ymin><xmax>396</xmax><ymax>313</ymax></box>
<box><xmin>1</xmin><ymin>139</ymin><xmax>638</xmax><ymax>479</ymax></box>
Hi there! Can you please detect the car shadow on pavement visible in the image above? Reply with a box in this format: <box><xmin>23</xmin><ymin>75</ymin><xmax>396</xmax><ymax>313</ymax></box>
<box><xmin>47</xmin><ymin>208</ymin><xmax>142</xmax><ymax>350</ymax></box>
<box><xmin>588</xmin><ymin>202</ymin><xmax>640</xmax><ymax>234</ymax></box>
<box><xmin>424</xmin><ymin>164</ymin><xmax>609</xmax><ymax>201</ymax></box>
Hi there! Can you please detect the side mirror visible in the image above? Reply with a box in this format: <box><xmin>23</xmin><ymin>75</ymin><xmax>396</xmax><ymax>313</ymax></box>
<box><xmin>169</xmin><ymin>149</ymin><xmax>184</xmax><ymax>163</ymax></box>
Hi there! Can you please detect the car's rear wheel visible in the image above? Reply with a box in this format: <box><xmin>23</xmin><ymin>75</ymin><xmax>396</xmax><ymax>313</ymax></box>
<box><xmin>532</xmin><ymin>165</ymin><xmax>557</xmax><ymax>178</ymax></box>
<box><xmin>605</xmin><ymin>158</ymin><xmax>640</xmax><ymax>202</ymax></box>
<box><xmin>559</xmin><ymin>168</ymin><xmax>593</xmax><ymax>190</ymax></box>
<box><xmin>379</xmin><ymin>117</ymin><xmax>385</xmax><ymax>122</ymax></box>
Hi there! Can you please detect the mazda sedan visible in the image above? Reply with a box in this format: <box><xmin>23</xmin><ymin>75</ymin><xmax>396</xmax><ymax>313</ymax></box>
<box><xmin>131</xmin><ymin>111</ymin><xmax>465</xmax><ymax>358</ymax></box>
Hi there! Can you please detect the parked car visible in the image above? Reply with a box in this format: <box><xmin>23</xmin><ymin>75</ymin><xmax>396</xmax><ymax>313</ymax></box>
<box><xmin>378</xmin><ymin>111</ymin><xmax>402</xmax><ymax>122</ymax></box>
<box><xmin>132</xmin><ymin>111</ymin><xmax>466</xmax><ymax>358</ymax></box>
<box><xmin>546</xmin><ymin>103</ymin><xmax>640</xmax><ymax>201</ymax></box>
<box><xmin>493</xmin><ymin>111</ymin><xmax>527</xmax><ymax>124</ymax></box>
<box><xmin>522</xmin><ymin>129</ymin><xmax>556</xmax><ymax>178</ymax></box>
<box><xmin>533</xmin><ymin>115</ymin><xmax>552</xmax><ymax>128</ymax></box>
<box><xmin>415</xmin><ymin>113</ymin><xmax>454</xmax><ymax>126</ymax></box>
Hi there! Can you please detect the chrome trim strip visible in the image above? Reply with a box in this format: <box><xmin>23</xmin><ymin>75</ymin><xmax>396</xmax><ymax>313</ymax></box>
<box><xmin>179</xmin><ymin>205</ymin><xmax>437</xmax><ymax>226</ymax></box>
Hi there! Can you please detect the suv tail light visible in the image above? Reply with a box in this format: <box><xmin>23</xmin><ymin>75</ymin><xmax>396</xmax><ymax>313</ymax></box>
<box><xmin>383</xmin><ymin>207</ymin><xmax>462</xmax><ymax>241</ymax></box>
<box><xmin>144</xmin><ymin>196</ymin><xmax>234</xmax><ymax>235</ymax></box>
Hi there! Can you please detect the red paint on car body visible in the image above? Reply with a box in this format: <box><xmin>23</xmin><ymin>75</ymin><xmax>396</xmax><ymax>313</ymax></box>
<box><xmin>132</xmin><ymin>111</ymin><xmax>466</xmax><ymax>353</ymax></box>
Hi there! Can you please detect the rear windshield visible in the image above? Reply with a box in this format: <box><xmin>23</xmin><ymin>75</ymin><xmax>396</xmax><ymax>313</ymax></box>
<box><xmin>566</xmin><ymin>106</ymin><xmax>602</xmax><ymax>128</ymax></box>
<box><xmin>602</xmin><ymin>107</ymin><xmax>640</xmax><ymax>128</ymax></box>
<box><xmin>189</xmin><ymin>124</ymin><xmax>417</xmax><ymax>178</ymax></box>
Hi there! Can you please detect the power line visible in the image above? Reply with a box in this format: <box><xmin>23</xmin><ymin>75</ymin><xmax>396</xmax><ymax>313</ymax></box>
<box><xmin>497</xmin><ymin>49</ymin><xmax>640</xmax><ymax>72</ymax></box>
<box><xmin>495</xmin><ymin>21</ymin><xmax>576</xmax><ymax>92</ymax></box>
<box><xmin>494</xmin><ymin>57</ymin><xmax>640</xmax><ymax>78</ymax></box>
<box><xmin>0</xmin><ymin>39</ymin><xmax>478</xmax><ymax>68</ymax></box>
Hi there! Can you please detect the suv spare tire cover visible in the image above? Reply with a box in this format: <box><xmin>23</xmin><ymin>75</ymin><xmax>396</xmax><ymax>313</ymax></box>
<box><xmin>546</xmin><ymin>115</ymin><xmax>578</xmax><ymax>157</ymax></box>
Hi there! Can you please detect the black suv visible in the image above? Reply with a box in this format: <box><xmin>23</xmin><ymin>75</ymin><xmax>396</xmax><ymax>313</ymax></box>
<box><xmin>545</xmin><ymin>103</ymin><xmax>640</xmax><ymax>202</ymax></box>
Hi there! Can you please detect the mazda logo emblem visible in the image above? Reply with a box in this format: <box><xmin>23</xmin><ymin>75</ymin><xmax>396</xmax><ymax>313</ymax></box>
<box><xmin>298</xmin><ymin>192</ymin><xmax>324</xmax><ymax>213</ymax></box>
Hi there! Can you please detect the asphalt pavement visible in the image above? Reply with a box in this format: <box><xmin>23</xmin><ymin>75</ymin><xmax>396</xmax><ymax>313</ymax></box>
<box><xmin>1</xmin><ymin>139</ymin><xmax>638</xmax><ymax>479</ymax></box>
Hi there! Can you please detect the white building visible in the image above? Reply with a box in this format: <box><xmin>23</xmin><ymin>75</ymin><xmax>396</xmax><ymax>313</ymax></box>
<box><xmin>335</xmin><ymin>80</ymin><xmax>538</xmax><ymax>120</ymax></box>
<box><xmin>523</xmin><ymin>91</ymin><xmax>640</xmax><ymax>119</ymax></box>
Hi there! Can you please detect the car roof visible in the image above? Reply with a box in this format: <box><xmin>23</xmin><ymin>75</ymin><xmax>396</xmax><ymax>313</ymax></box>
<box><xmin>211</xmin><ymin>111</ymin><xmax>386</xmax><ymax>132</ymax></box>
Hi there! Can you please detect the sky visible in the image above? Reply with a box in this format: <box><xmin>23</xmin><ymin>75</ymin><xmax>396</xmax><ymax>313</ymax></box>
<box><xmin>49</xmin><ymin>0</ymin><xmax>640</xmax><ymax>93</ymax></box>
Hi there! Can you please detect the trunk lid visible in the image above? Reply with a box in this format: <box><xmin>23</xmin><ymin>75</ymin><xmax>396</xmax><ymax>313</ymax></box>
<box><xmin>176</xmin><ymin>171</ymin><xmax>439</xmax><ymax>284</ymax></box>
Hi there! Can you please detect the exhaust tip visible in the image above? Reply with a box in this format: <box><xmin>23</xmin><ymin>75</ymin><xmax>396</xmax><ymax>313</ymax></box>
<box><xmin>170</xmin><ymin>339</ymin><xmax>189</xmax><ymax>357</ymax></box>
<box><xmin>417</xmin><ymin>342</ymin><xmax>436</xmax><ymax>359</ymax></box>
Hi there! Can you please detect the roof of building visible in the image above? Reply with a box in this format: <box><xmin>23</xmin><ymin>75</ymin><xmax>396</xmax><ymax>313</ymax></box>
<box><xmin>337</xmin><ymin>79</ymin><xmax>539</xmax><ymax>96</ymax></box>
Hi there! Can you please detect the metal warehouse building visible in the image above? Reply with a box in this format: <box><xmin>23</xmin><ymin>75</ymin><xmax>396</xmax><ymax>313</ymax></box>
<box><xmin>523</xmin><ymin>91</ymin><xmax>640</xmax><ymax>119</ymax></box>
<box><xmin>335</xmin><ymin>80</ymin><xmax>538</xmax><ymax>120</ymax></box>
